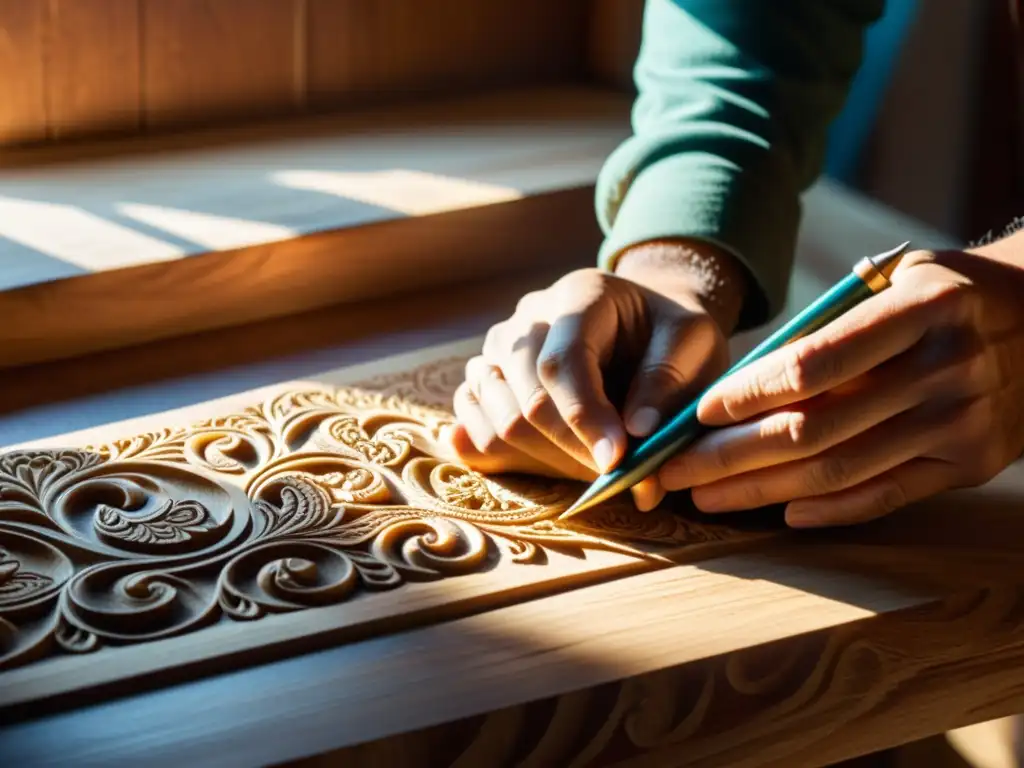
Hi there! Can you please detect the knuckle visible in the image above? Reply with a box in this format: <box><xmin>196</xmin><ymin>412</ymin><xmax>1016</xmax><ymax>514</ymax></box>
<box><xmin>514</xmin><ymin>291</ymin><xmax>538</xmax><ymax>314</ymax></box>
<box><xmin>707</xmin><ymin>441</ymin><xmax>732</xmax><ymax>474</ymax></box>
<box><xmin>561</xmin><ymin>402</ymin><xmax>590</xmax><ymax>433</ymax></box>
<box><xmin>522</xmin><ymin>387</ymin><xmax>552</xmax><ymax>424</ymax></box>
<box><xmin>494</xmin><ymin>413</ymin><xmax>528</xmax><ymax>444</ymax></box>
<box><xmin>787</xmin><ymin>344</ymin><xmax>841</xmax><ymax>395</ymax></box>
<box><xmin>537</xmin><ymin>348</ymin><xmax>571</xmax><ymax>383</ymax></box>
<box><xmin>737</xmin><ymin>483</ymin><xmax>766</xmax><ymax>509</ymax></box>
<box><xmin>807</xmin><ymin>455</ymin><xmax>850</xmax><ymax>492</ymax></box>
<box><xmin>640</xmin><ymin>361</ymin><xmax>687</xmax><ymax>390</ymax></box>
<box><xmin>482</xmin><ymin>324</ymin><xmax>506</xmax><ymax>359</ymax></box>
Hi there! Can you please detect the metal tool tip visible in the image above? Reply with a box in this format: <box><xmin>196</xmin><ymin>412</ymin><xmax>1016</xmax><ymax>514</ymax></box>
<box><xmin>869</xmin><ymin>240</ymin><xmax>912</xmax><ymax>281</ymax></box>
<box><xmin>557</xmin><ymin>486</ymin><xmax>602</xmax><ymax>521</ymax></box>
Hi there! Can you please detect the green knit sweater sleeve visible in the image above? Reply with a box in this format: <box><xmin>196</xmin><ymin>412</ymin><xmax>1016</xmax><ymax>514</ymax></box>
<box><xmin>596</xmin><ymin>0</ymin><xmax>883</xmax><ymax>329</ymax></box>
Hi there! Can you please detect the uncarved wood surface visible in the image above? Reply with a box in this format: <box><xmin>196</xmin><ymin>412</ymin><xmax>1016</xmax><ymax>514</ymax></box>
<box><xmin>46</xmin><ymin>0</ymin><xmax>141</xmax><ymax>139</ymax></box>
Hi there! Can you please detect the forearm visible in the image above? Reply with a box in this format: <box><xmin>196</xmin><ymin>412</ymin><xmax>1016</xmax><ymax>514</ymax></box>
<box><xmin>597</xmin><ymin>0</ymin><xmax>883</xmax><ymax>330</ymax></box>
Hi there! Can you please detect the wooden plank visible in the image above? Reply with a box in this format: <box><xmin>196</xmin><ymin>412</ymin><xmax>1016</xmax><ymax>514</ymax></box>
<box><xmin>142</xmin><ymin>0</ymin><xmax>302</xmax><ymax>128</ymax></box>
<box><xmin>0</xmin><ymin>336</ymin><xmax>775</xmax><ymax>719</ymax></box>
<box><xmin>0</xmin><ymin>0</ymin><xmax>47</xmax><ymax>145</ymax></box>
<box><xmin>0</xmin><ymin>87</ymin><xmax>629</xmax><ymax>369</ymax></box>
<box><xmin>46</xmin><ymin>0</ymin><xmax>141</xmax><ymax>140</ymax></box>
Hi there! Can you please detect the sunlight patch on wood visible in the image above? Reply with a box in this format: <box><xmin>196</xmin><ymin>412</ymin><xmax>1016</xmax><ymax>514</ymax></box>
<box><xmin>117</xmin><ymin>203</ymin><xmax>297</xmax><ymax>251</ymax></box>
<box><xmin>272</xmin><ymin>169</ymin><xmax>523</xmax><ymax>216</ymax></box>
<box><xmin>0</xmin><ymin>196</ymin><xmax>183</xmax><ymax>271</ymax></box>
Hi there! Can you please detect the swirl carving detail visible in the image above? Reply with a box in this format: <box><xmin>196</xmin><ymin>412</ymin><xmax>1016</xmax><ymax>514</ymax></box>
<box><xmin>0</xmin><ymin>356</ymin><xmax>734</xmax><ymax>673</ymax></box>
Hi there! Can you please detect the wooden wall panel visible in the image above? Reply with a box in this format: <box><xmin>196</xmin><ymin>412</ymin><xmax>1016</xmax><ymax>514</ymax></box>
<box><xmin>0</xmin><ymin>0</ymin><xmax>47</xmax><ymax>145</ymax></box>
<box><xmin>586</xmin><ymin>0</ymin><xmax>644</xmax><ymax>91</ymax></box>
<box><xmin>307</xmin><ymin>0</ymin><xmax>591</xmax><ymax>106</ymax></box>
<box><xmin>306</xmin><ymin>0</ymin><xmax>380</xmax><ymax>102</ymax></box>
<box><xmin>47</xmin><ymin>0</ymin><xmax>141</xmax><ymax>139</ymax></box>
<box><xmin>0</xmin><ymin>0</ymin><xmax>595</xmax><ymax>146</ymax></box>
<box><xmin>142</xmin><ymin>0</ymin><xmax>303</xmax><ymax>128</ymax></box>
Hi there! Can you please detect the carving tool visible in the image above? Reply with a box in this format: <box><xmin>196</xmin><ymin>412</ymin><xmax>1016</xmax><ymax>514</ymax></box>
<box><xmin>559</xmin><ymin>240</ymin><xmax>912</xmax><ymax>520</ymax></box>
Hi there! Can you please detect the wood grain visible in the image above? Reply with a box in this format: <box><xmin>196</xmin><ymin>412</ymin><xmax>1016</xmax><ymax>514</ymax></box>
<box><xmin>0</xmin><ymin>0</ymin><xmax>47</xmax><ymax>145</ymax></box>
<box><xmin>0</xmin><ymin>336</ymin><xmax>775</xmax><ymax>720</ymax></box>
<box><xmin>7</xmin><ymin>509</ymin><xmax>1024</xmax><ymax>766</ymax></box>
<box><xmin>142</xmin><ymin>0</ymin><xmax>303</xmax><ymax>128</ymax></box>
<box><xmin>46</xmin><ymin>0</ymin><xmax>141</xmax><ymax>140</ymax></box>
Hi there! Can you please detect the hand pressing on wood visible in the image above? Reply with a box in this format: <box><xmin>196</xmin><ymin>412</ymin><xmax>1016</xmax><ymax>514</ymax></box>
<box><xmin>660</xmin><ymin>234</ymin><xmax>1024</xmax><ymax>528</ymax></box>
<box><xmin>443</xmin><ymin>240</ymin><xmax>750</xmax><ymax>511</ymax></box>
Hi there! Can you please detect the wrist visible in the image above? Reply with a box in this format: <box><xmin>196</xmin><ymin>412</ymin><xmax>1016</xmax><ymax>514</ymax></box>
<box><xmin>969</xmin><ymin>217</ymin><xmax>1024</xmax><ymax>269</ymax></box>
<box><xmin>613</xmin><ymin>238</ymin><xmax>750</xmax><ymax>335</ymax></box>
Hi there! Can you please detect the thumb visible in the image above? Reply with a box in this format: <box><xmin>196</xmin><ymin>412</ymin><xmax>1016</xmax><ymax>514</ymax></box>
<box><xmin>623</xmin><ymin>313</ymin><xmax>723</xmax><ymax>438</ymax></box>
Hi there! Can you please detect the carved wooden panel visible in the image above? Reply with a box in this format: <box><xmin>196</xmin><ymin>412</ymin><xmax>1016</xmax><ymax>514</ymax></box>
<box><xmin>0</xmin><ymin>341</ymin><xmax>770</xmax><ymax>715</ymax></box>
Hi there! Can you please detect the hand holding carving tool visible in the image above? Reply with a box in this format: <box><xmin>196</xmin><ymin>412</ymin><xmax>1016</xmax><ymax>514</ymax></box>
<box><xmin>559</xmin><ymin>241</ymin><xmax>912</xmax><ymax>520</ymax></box>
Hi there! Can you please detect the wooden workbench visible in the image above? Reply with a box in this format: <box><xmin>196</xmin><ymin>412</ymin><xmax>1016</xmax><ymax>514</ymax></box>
<box><xmin>3</xmin><ymin>82</ymin><xmax>1020</xmax><ymax>767</ymax></box>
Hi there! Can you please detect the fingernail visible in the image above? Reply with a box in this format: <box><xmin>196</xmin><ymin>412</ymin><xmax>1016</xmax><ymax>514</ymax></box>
<box><xmin>592</xmin><ymin>438</ymin><xmax>616</xmax><ymax>473</ymax></box>
<box><xmin>627</xmin><ymin>407</ymin><xmax>660</xmax><ymax>437</ymax></box>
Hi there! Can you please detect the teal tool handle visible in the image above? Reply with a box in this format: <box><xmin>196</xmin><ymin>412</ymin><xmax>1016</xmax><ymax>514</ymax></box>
<box><xmin>618</xmin><ymin>271</ymin><xmax>874</xmax><ymax>476</ymax></box>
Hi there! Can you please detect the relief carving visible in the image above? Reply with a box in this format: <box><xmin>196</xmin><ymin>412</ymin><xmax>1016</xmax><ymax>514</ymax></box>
<box><xmin>0</xmin><ymin>357</ymin><xmax>734</xmax><ymax>673</ymax></box>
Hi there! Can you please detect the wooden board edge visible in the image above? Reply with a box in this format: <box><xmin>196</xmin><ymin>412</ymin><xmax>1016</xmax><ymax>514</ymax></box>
<box><xmin>0</xmin><ymin>185</ymin><xmax>599</xmax><ymax>370</ymax></box>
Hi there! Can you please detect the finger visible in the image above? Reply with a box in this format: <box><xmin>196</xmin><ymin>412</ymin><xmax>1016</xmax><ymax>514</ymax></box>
<box><xmin>784</xmin><ymin>457</ymin><xmax>955</xmax><ymax>528</ymax></box>
<box><xmin>631</xmin><ymin>476</ymin><xmax>666</xmax><ymax>512</ymax></box>
<box><xmin>660</xmin><ymin>346</ymin><xmax>938</xmax><ymax>490</ymax></box>
<box><xmin>623</xmin><ymin>313</ymin><xmax>721</xmax><ymax>438</ymax></box>
<box><xmin>697</xmin><ymin>278</ymin><xmax>964</xmax><ymax>426</ymax></box>
<box><xmin>484</xmin><ymin>321</ymin><xmax>596</xmax><ymax>471</ymax></box>
<box><xmin>689</xmin><ymin>404</ymin><xmax>948</xmax><ymax>513</ymax></box>
<box><xmin>466</xmin><ymin>357</ymin><xmax>595</xmax><ymax>482</ymax></box>
<box><xmin>537</xmin><ymin>314</ymin><xmax>626</xmax><ymax>473</ymax></box>
<box><xmin>449</xmin><ymin>384</ymin><xmax>558</xmax><ymax>476</ymax></box>
<box><xmin>444</xmin><ymin>423</ymin><xmax>566</xmax><ymax>478</ymax></box>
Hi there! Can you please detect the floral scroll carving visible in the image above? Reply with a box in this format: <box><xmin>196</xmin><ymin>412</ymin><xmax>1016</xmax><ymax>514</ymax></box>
<box><xmin>0</xmin><ymin>357</ymin><xmax>729</xmax><ymax>673</ymax></box>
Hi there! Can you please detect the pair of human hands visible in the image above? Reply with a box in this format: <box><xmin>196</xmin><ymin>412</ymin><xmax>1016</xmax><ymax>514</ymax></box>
<box><xmin>442</xmin><ymin>238</ymin><xmax>1024</xmax><ymax>527</ymax></box>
